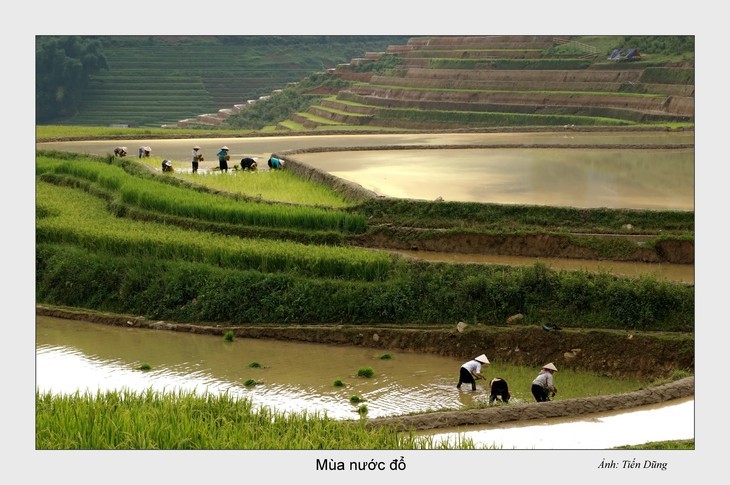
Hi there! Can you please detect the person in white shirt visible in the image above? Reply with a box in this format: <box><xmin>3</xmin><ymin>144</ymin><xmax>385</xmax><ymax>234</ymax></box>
<box><xmin>531</xmin><ymin>362</ymin><xmax>558</xmax><ymax>402</ymax></box>
<box><xmin>457</xmin><ymin>354</ymin><xmax>489</xmax><ymax>391</ymax></box>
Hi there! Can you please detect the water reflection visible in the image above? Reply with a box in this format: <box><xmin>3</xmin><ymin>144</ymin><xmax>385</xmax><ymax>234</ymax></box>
<box><xmin>296</xmin><ymin>148</ymin><xmax>694</xmax><ymax>210</ymax></box>
<box><xmin>36</xmin><ymin>132</ymin><xmax>694</xmax><ymax>210</ymax></box>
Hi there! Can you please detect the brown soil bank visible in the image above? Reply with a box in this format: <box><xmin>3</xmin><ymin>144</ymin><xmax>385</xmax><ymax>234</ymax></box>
<box><xmin>348</xmin><ymin>229</ymin><xmax>695</xmax><ymax>264</ymax></box>
<box><xmin>367</xmin><ymin>377</ymin><xmax>694</xmax><ymax>432</ymax></box>
<box><xmin>36</xmin><ymin>305</ymin><xmax>693</xmax><ymax>380</ymax></box>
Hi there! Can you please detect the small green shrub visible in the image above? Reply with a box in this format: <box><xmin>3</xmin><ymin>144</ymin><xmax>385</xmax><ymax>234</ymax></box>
<box><xmin>357</xmin><ymin>367</ymin><xmax>374</xmax><ymax>378</ymax></box>
<box><xmin>333</xmin><ymin>379</ymin><xmax>345</xmax><ymax>387</ymax></box>
<box><xmin>247</xmin><ymin>361</ymin><xmax>262</xmax><ymax>368</ymax></box>
<box><xmin>350</xmin><ymin>395</ymin><xmax>365</xmax><ymax>403</ymax></box>
<box><xmin>138</xmin><ymin>363</ymin><xmax>152</xmax><ymax>371</ymax></box>
<box><xmin>378</xmin><ymin>353</ymin><xmax>392</xmax><ymax>360</ymax></box>
<box><xmin>223</xmin><ymin>331</ymin><xmax>235</xmax><ymax>342</ymax></box>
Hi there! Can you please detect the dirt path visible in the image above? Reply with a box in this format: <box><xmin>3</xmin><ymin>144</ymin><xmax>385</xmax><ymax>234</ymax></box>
<box><xmin>367</xmin><ymin>377</ymin><xmax>694</xmax><ymax>432</ymax></box>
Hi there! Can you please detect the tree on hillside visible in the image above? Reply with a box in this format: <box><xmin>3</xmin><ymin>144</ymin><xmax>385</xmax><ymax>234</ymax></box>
<box><xmin>36</xmin><ymin>36</ymin><xmax>108</xmax><ymax>123</ymax></box>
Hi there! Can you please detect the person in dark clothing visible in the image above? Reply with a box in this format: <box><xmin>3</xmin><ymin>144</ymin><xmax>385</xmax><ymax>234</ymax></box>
<box><xmin>531</xmin><ymin>362</ymin><xmax>558</xmax><ymax>402</ymax></box>
<box><xmin>488</xmin><ymin>377</ymin><xmax>511</xmax><ymax>404</ymax></box>
<box><xmin>191</xmin><ymin>145</ymin><xmax>203</xmax><ymax>173</ymax></box>
<box><xmin>241</xmin><ymin>157</ymin><xmax>258</xmax><ymax>171</ymax></box>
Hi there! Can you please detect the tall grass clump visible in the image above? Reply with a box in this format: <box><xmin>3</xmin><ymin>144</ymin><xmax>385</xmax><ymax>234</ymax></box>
<box><xmin>36</xmin><ymin>389</ymin><xmax>471</xmax><ymax>449</ymax></box>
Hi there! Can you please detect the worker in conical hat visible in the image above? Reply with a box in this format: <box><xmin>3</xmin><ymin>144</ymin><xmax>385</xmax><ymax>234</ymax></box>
<box><xmin>531</xmin><ymin>362</ymin><xmax>558</xmax><ymax>402</ymax></box>
<box><xmin>457</xmin><ymin>354</ymin><xmax>489</xmax><ymax>391</ymax></box>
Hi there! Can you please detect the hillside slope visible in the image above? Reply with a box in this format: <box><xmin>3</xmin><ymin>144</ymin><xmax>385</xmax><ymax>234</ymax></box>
<box><xmin>58</xmin><ymin>36</ymin><xmax>410</xmax><ymax>128</ymax></box>
<box><xmin>277</xmin><ymin>35</ymin><xmax>694</xmax><ymax>131</ymax></box>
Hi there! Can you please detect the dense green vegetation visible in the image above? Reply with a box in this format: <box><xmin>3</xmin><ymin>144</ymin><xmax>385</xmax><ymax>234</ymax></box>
<box><xmin>36</xmin><ymin>36</ymin><xmax>109</xmax><ymax>123</ymax></box>
<box><xmin>36</xmin><ymin>35</ymin><xmax>410</xmax><ymax>127</ymax></box>
<box><xmin>613</xmin><ymin>439</ymin><xmax>694</xmax><ymax>450</ymax></box>
<box><xmin>36</xmin><ymin>389</ymin><xmax>474</xmax><ymax>449</ymax></box>
<box><xmin>36</xmin><ymin>152</ymin><xmax>693</xmax><ymax>330</ymax></box>
<box><xmin>353</xmin><ymin>198</ymin><xmax>694</xmax><ymax>234</ymax></box>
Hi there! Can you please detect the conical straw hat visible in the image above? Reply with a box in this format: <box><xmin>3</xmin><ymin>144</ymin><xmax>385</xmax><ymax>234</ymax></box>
<box><xmin>474</xmin><ymin>354</ymin><xmax>489</xmax><ymax>364</ymax></box>
<box><xmin>542</xmin><ymin>362</ymin><xmax>558</xmax><ymax>371</ymax></box>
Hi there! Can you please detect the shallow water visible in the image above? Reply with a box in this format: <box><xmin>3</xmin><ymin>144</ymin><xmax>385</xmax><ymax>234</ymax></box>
<box><xmin>36</xmin><ymin>132</ymin><xmax>694</xmax><ymax>210</ymax></box>
<box><xmin>295</xmin><ymin>147</ymin><xmax>694</xmax><ymax>210</ymax></box>
<box><xmin>36</xmin><ymin>316</ymin><xmax>693</xmax><ymax>448</ymax></box>
<box><xmin>422</xmin><ymin>397</ymin><xmax>694</xmax><ymax>449</ymax></box>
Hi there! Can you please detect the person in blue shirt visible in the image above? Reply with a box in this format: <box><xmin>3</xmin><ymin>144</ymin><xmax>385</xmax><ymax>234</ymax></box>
<box><xmin>217</xmin><ymin>146</ymin><xmax>230</xmax><ymax>172</ymax></box>
<box><xmin>267</xmin><ymin>156</ymin><xmax>284</xmax><ymax>170</ymax></box>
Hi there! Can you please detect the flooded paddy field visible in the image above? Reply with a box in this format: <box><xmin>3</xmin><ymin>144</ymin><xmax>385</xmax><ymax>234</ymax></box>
<box><xmin>36</xmin><ymin>315</ymin><xmax>693</xmax><ymax>449</ymax></box>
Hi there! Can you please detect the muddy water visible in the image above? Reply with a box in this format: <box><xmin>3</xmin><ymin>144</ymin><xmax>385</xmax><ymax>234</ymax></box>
<box><xmin>37</xmin><ymin>132</ymin><xmax>694</xmax><ymax>211</ymax></box>
<box><xmin>36</xmin><ymin>316</ymin><xmax>693</xmax><ymax>448</ymax></box>
<box><xmin>36</xmin><ymin>315</ymin><xmax>481</xmax><ymax>420</ymax></box>
<box><xmin>36</xmin><ymin>131</ymin><xmax>695</xmax><ymax>162</ymax></box>
<box><xmin>295</xmin><ymin>147</ymin><xmax>694</xmax><ymax>210</ymax></box>
<box><xmin>391</xmin><ymin>250</ymin><xmax>694</xmax><ymax>283</ymax></box>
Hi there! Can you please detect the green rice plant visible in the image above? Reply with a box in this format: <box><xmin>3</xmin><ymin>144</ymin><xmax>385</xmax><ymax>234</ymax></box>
<box><xmin>333</xmin><ymin>379</ymin><xmax>345</xmax><ymax>387</ymax></box>
<box><xmin>243</xmin><ymin>379</ymin><xmax>258</xmax><ymax>387</ymax></box>
<box><xmin>349</xmin><ymin>395</ymin><xmax>365</xmax><ymax>403</ymax></box>
<box><xmin>357</xmin><ymin>367</ymin><xmax>374</xmax><ymax>378</ymax></box>
<box><xmin>357</xmin><ymin>404</ymin><xmax>368</xmax><ymax>416</ymax></box>
<box><xmin>40</xmin><ymin>155</ymin><xmax>366</xmax><ymax>233</ymax></box>
<box><xmin>138</xmin><ymin>363</ymin><xmax>152</xmax><ymax>371</ymax></box>
<box><xmin>35</xmin><ymin>389</ymin><xmax>469</xmax><ymax>450</ymax></box>
<box><xmin>378</xmin><ymin>353</ymin><xmax>392</xmax><ymax>360</ymax></box>
<box><xmin>247</xmin><ymin>362</ymin><xmax>262</xmax><ymax>368</ymax></box>
<box><xmin>35</xmin><ymin>180</ymin><xmax>396</xmax><ymax>282</ymax></box>
<box><xmin>223</xmin><ymin>331</ymin><xmax>235</xmax><ymax>342</ymax></box>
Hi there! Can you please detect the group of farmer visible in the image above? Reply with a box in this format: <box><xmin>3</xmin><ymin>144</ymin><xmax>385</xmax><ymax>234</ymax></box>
<box><xmin>113</xmin><ymin>146</ymin><xmax>151</xmax><ymax>158</ymax></box>
<box><xmin>114</xmin><ymin>144</ymin><xmax>284</xmax><ymax>174</ymax></box>
<box><xmin>210</xmin><ymin>145</ymin><xmax>284</xmax><ymax>173</ymax></box>
<box><xmin>457</xmin><ymin>354</ymin><xmax>559</xmax><ymax>404</ymax></box>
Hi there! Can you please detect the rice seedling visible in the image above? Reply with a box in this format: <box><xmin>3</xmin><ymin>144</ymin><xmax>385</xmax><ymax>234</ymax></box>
<box><xmin>40</xmin><ymin>156</ymin><xmax>366</xmax><ymax>232</ymax></box>
<box><xmin>35</xmin><ymin>389</ymin><xmax>472</xmax><ymax>449</ymax></box>
<box><xmin>223</xmin><ymin>331</ymin><xmax>235</xmax><ymax>341</ymax></box>
<box><xmin>349</xmin><ymin>395</ymin><xmax>365</xmax><ymax>403</ymax></box>
<box><xmin>35</xmin><ymin>180</ymin><xmax>397</xmax><ymax>283</ymax></box>
<box><xmin>243</xmin><ymin>379</ymin><xmax>258</xmax><ymax>387</ymax></box>
<box><xmin>247</xmin><ymin>362</ymin><xmax>262</xmax><ymax>368</ymax></box>
<box><xmin>357</xmin><ymin>404</ymin><xmax>368</xmax><ymax>416</ymax></box>
<box><xmin>378</xmin><ymin>353</ymin><xmax>392</xmax><ymax>360</ymax></box>
<box><xmin>138</xmin><ymin>363</ymin><xmax>152</xmax><ymax>371</ymax></box>
<box><xmin>333</xmin><ymin>379</ymin><xmax>345</xmax><ymax>387</ymax></box>
<box><xmin>357</xmin><ymin>367</ymin><xmax>374</xmax><ymax>378</ymax></box>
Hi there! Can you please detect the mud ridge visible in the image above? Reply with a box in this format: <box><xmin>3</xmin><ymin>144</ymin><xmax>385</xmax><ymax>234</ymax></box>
<box><xmin>366</xmin><ymin>377</ymin><xmax>694</xmax><ymax>432</ymax></box>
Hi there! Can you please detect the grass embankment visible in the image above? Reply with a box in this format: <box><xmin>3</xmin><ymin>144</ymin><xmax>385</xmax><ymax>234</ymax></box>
<box><xmin>36</xmin><ymin>152</ymin><xmax>693</xmax><ymax>330</ymax></box>
<box><xmin>36</xmin><ymin>124</ymin><xmax>265</xmax><ymax>141</ymax></box>
<box><xmin>36</xmin><ymin>389</ymin><xmax>478</xmax><ymax>450</ymax></box>
<box><xmin>613</xmin><ymin>439</ymin><xmax>694</xmax><ymax>450</ymax></box>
